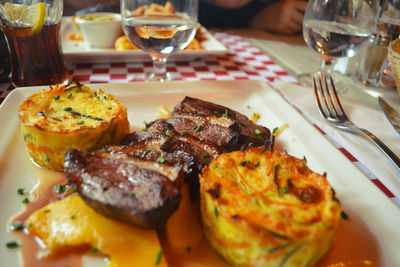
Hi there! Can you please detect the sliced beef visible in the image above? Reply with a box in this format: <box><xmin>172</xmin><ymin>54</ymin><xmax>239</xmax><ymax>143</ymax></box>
<box><xmin>173</xmin><ymin>96</ymin><xmax>271</xmax><ymax>148</ymax></box>
<box><xmin>64</xmin><ymin>149</ymin><xmax>181</xmax><ymax>229</ymax></box>
<box><xmin>122</xmin><ymin>129</ymin><xmax>222</xmax><ymax>170</ymax></box>
<box><xmin>101</xmin><ymin>144</ymin><xmax>192</xmax><ymax>187</ymax></box>
<box><xmin>146</xmin><ymin>116</ymin><xmax>240</xmax><ymax>152</ymax></box>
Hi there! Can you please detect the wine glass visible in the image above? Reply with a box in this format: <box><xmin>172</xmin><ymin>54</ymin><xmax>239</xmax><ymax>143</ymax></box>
<box><xmin>303</xmin><ymin>0</ymin><xmax>379</xmax><ymax>86</ymax></box>
<box><xmin>121</xmin><ymin>0</ymin><xmax>198</xmax><ymax>81</ymax></box>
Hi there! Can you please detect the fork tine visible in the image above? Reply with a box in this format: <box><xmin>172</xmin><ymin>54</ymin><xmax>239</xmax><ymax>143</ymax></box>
<box><xmin>324</xmin><ymin>75</ymin><xmax>341</xmax><ymax>118</ymax></box>
<box><xmin>313</xmin><ymin>74</ymin><xmax>328</xmax><ymax>119</ymax></box>
<box><xmin>328</xmin><ymin>76</ymin><xmax>349</xmax><ymax>119</ymax></box>
<box><xmin>318</xmin><ymin>73</ymin><xmax>335</xmax><ymax>118</ymax></box>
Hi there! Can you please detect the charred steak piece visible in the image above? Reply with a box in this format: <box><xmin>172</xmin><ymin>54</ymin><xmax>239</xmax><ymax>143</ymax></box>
<box><xmin>101</xmin><ymin>144</ymin><xmax>191</xmax><ymax>188</ymax></box>
<box><xmin>64</xmin><ymin>149</ymin><xmax>181</xmax><ymax>229</ymax></box>
<box><xmin>147</xmin><ymin>116</ymin><xmax>240</xmax><ymax>152</ymax></box>
<box><xmin>173</xmin><ymin>96</ymin><xmax>271</xmax><ymax>148</ymax></box>
<box><xmin>123</xmin><ymin>128</ymin><xmax>222</xmax><ymax>167</ymax></box>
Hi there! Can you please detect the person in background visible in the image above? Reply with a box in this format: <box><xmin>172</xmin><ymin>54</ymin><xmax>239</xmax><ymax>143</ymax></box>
<box><xmin>199</xmin><ymin>0</ymin><xmax>308</xmax><ymax>35</ymax></box>
<box><xmin>64</xmin><ymin>0</ymin><xmax>119</xmax><ymax>16</ymax></box>
<box><xmin>64</xmin><ymin>0</ymin><xmax>307</xmax><ymax>35</ymax></box>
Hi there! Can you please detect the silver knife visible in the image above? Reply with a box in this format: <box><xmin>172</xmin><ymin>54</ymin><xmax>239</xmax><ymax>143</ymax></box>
<box><xmin>378</xmin><ymin>97</ymin><xmax>400</xmax><ymax>135</ymax></box>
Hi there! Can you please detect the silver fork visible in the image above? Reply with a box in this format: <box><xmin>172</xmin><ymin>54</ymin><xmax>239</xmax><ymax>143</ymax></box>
<box><xmin>313</xmin><ymin>73</ymin><xmax>400</xmax><ymax>171</ymax></box>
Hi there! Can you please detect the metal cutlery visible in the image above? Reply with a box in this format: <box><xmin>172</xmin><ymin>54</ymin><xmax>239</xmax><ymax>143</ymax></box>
<box><xmin>313</xmin><ymin>73</ymin><xmax>400</xmax><ymax>171</ymax></box>
<box><xmin>378</xmin><ymin>97</ymin><xmax>400</xmax><ymax>136</ymax></box>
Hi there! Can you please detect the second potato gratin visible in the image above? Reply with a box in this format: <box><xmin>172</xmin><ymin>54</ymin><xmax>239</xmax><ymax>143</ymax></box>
<box><xmin>18</xmin><ymin>83</ymin><xmax>129</xmax><ymax>170</ymax></box>
<box><xmin>200</xmin><ymin>147</ymin><xmax>341</xmax><ymax>267</ymax></box>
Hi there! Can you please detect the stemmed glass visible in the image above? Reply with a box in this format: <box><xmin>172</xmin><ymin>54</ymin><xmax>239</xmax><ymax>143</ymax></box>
<box><xmin>121</xmin><ymin>0</ymin><xmax>198</xmax><ymax>81</ymax></box>
<box><xmin>303</xmin><ymin>0</ymin><xmax>379</xmax><ymax>85</ymax></box>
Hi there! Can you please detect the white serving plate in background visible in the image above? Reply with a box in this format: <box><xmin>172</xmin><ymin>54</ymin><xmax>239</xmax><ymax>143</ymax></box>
<box><xmin>61</xmin><ymin>17</ymin><xmax>228</xmax><ymax>64</ymax></box>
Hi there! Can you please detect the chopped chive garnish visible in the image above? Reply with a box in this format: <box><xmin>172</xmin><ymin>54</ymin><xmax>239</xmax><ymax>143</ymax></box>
<box><xmin>255</xmin><ymin>129</ymin><xmax>262</xmax><ymax>135</ymax></box>
<box><xmin>166</xmin><ymin>130</ymin><xmax>173</xmax><ymax>138</ymax></box>
<box><xmin>155</xmin><ymin>249</ymin><xmax>163</xmax><ymax>265</ymax></box>
<box><xmin>103</xmin><ymin>96</ymin><xmax>107</xmax><ymax>99</ymax></box>
<box><xmin>10</xmin><ymin>222</ymin><xmax>23</xmax><ymax>231</ymax></box>
<box><xmin>223</xmin><ymin>109</ymin><xmax>229</xmax><ymax>117</ymax></box>
<box><xmin>67</xmin><ymin>93</ymin><xmax>72</xmax><ymax>99</ymax></box>
<box><xmin>282</xmin><ymin>187</ymin><xmax>289</xmax><ymax>194</ymax></box>
<box><xmin>54</xmin><ymin>95</ymin><xmax>60</xmax><ymax>100</ymax></box>
<box><xmin>143</xmin><ymin>150</ymin><xmax>150</xmax><ymax>157</ymax></box>
<box><xmin>180</xmin><ymin>130</ymin><xmax>187</xmax><ymax>134</ymax></box>
<box><xmin>193</xmin><ymin>125</ymin><xmax>201</xmax><ymax>133</ymax></box>
<box><xmin>6</xmin><ymin>241</ymin><xmax>19</xmax><ymax>249</ymax></box>
<box><xmin>214</xmin><ymin>110</ymin><xmax>220</xmax><ymax>116</ymax></box>
<box><xmin>157</xmin><ymin>157</ymin><xmax>166</xmax><ymax>163</ymax></box>
<box><xmin>272</xmin><ymin>127</ymin><xmax>278</xmax><ymax>134</ymax></box>
<box><xmin>44</xmin><ymin>157</ymin><xmax>50</xmax><ymax>162</ymax></box>
<box><xmin>274</xmin><ymin>164</ymin><xmax>280</xmax><ymax>195</ymax></box>
<box><xmin>91</xmin><ymin>247</ymin><xmax>99</xmax><ymax>253</ymax></box>
<box><xmin>254</xmin><ymin>161</ymin><xmax>260</xmax><ymax>167</ymax></box>
<box><xmin>22</xmin><ymin>198</ymin><xmax>29</xmax><ymax>204</ymax></box>
<box><xmin>71</xmin><ymin>215</ymin><xmax>75</xmax><ymax>220</ymax></box>
<box><xmin>76</xmin><ymin>120</ymin><xmax>85</xmax><ymax>125</ymax></box>
<box><xmin>54</xmin><ymin>184</ymin><xmax>65</xmax><ymax>193</ymax></box>
<box><xmin>43</xmin><ymin>209</ymin><xmax>50</xmax><ymax>213</ymax></box>
<box><xmin>202</xmin><ymin>153</ymin><xmax>208</xmax><ymax>158</ymax></box>
<box><xmin>247</xmin><ymin>105</ymin><xmax>251</xmax><ymax>109</ymax></box>
<box><xmin>17</xmin><ymin>188</ymin><xmax>25</xmax><ymax>195</ymax></box>
<box><xmin>129</xmin><ymin>192</ymin><xmax>136</xmax><ymax>198</ymax></box>
<box><xmin>214</xmin><ymin>207</ymin><xmax>219</xmax><ymax>217</ymax></box>
<box><xmin>107</xmin><ymin>107</ymin><xmax>112</xmax><ymax>110</ymax></box>
<box><xmin>341</xmin><ymin>211</ymin><xmax>349</xmax><ymax>220</ymax></box>
<box><xmin>63</xmin><ymin>107</ymin><xmax>72</xmax><ymax>111</ymax></box>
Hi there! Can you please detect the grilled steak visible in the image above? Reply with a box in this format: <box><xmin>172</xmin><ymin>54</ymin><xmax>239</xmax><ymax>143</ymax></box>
<box><xmin>64</xmin><ymin>149</ymin><xmax>181</xmax><ymax>229</ymax></box>
<box><xmin>122</xmin><ymin>129</ymin><xmax>221</xmax><ymax>173</ymax></box>
<box><xmin>173</xmin><ymin>96</ymin><xmax>271</xmax><ymax>148</ymax></box>
<box><xmin>146</xmin><ymin>116</ymin><xmax>240</xmax><ymax>152</ymax></box>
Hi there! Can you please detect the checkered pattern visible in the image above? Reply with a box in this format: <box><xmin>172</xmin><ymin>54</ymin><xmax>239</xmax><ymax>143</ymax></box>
<box><xmin>67</xmin><ymin>33</ymin><xmax>297</xmax><ymax>84</ymax></box>
<box><xmin>0</xmin><ymin>32</ymin><xmax>398</xmax><ymax>207</ymax></box>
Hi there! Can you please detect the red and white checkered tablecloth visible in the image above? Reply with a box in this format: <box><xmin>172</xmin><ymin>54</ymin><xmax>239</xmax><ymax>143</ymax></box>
<box><xmin>67</xmin><ymin>32</ymin><xmax>297</xmax><ymax>84</ymax></box>
<box><xmin>1</xmin><ymin>32</ymin><xmax>398</xmax><ymax>207</ymax></box>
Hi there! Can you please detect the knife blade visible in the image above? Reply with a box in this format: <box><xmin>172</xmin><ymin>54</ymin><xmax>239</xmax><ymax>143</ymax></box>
<box><xmin>378</xmin><ymin>97</ymin><xmax>400</xmax><ymax>135</ymax></box>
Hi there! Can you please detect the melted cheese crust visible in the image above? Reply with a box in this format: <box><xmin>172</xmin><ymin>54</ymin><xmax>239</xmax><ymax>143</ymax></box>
<box><xmin>18</xmin><ymin>84</ymin><xmax>129</xmax><ymax>170</ymax></box>
<box><xmin>200</xmin><ymin>147</ymin><xmax>341</xmax><ymax>267</ymax></box>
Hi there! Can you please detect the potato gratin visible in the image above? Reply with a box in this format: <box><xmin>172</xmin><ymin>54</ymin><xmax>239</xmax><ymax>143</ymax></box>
<box><xmin>200</xmin><ymin>147</ymin><xmax>341</xmax><ymax>267</ymax></box>
<box><xmin>18</xmin><ymin>84</ymin><xmax>129</xmax><ymax>170</ymax></box>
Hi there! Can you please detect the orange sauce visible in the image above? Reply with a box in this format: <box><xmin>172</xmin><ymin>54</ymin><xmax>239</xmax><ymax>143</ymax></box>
<box><xmin>10</xmin><ymin>167</ymin><xmax>84</xmax><ymax>267</ymax></box>
<box><xmin>316</xmin><ymin>209</ymin><xmax>384</xmax><ymax>267</ymax></box>
<box><xmin>9</xmin><ymin>163</ymin><xmax>385</xmax><ymax>267</ymax></box>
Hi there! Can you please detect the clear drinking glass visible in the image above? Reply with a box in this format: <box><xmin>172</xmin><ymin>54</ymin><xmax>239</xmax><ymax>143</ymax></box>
<box><xmin>303</xmin><ymin>0</ymin><xmax>379</xmax><ymax>85</ymax></box>
<box><xmin>0</xmin><ymin>0</ymin><xmax>68</xmax><ymax>87</ymax></box>
<box><xmin>121</xmin><ymin>0</ymin><xmax>198</xmax><ymax>82</ymax></box>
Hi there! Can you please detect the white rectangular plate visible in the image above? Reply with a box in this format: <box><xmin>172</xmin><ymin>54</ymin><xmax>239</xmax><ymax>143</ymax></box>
<box><xmin>61</xmin><ymin>17</ymin><xmax>228</xmax><ymax>64</ymax></box>
<box><xmin>1</xmin><ymin>80</ymin><xmax>399</xmax><ymax>266</ymax></box>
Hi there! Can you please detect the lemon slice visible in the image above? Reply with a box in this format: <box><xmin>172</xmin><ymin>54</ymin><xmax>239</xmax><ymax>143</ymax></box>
<box><xmin>2</xmin><ymin>2</ymin><xmax>46</xmax><ymax>36</ymax></box>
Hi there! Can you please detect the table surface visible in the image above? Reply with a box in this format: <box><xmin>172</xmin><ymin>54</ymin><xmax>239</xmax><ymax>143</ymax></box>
<box><xmin>1</xmin><ymin>28</ymin><xmax>400</xmax><ymax>209</ymax></box>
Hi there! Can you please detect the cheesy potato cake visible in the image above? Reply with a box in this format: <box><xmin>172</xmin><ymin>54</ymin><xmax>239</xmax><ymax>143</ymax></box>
<box><xmin>18</xmin><ymin>83</ymin><xmax>129</xmax><ymax>170</ymax></box>
<box><xmin>200</xmin><ymin>147</ymin><xmax>341</xmax><ymax>266</ymax></box>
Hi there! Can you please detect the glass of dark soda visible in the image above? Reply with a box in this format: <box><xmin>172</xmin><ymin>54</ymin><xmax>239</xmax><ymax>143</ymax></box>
<box><xmin>0</xmin><ymin>0</ymin><xmax>68</xmax><ymax>87</ymax></box>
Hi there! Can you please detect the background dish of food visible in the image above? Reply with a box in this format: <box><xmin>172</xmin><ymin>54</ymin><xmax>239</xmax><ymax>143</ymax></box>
<box><xmin>61</xmin><ymin>17</ymin><xmax>227</xmax><ymax>63</ymax></box>
<box><xmin>0</xmin><ymin>80</ymin><xmax>399</xmax><ymax>266</ymax></box>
